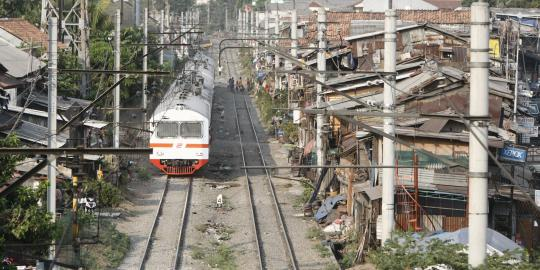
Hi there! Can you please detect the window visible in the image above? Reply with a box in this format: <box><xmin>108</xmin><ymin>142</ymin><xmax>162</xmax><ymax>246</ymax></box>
<box><xmin>156</xmin><ymin>122</ymin><xmax>178</xmax><ymax>138</ymax></box>
<box><xmin>180</xmin><ymin>122</ymin><xmax>202</xmax><ymax>138</ymax></box>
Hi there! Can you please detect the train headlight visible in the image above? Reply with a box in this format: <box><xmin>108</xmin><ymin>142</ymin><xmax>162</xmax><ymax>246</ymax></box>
<box><xmin>194</xmin><ymin>160</ymin><xmax>199</xmax><ymax>164</ymax></box>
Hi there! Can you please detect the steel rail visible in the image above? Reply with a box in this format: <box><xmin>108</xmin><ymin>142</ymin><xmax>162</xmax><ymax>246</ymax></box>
<box><xmin>226</xmin><ymin>44</ymin><xmax>263</xmax><ymax>269</ymax></box>
<box><xmin>139</xmin><ymin>176</ymin><xmax>169</xmax><ymax>270</ymax></box>
<box><xmin>233</xmin><ymin>94</ymin><xmax>264</xmax><ymax>270</ymax></box>
<box><xmin>138</xmin><ymin>176</ymin><xmax>193</xmax><ymax>270</ymax></box>
<box><xmin>173</xmin><ymin>176</ymin><xmax>193</xmax><ymax>269</ymax></box>
<box><xmin>241</xmin><ymin>95</ymin><xmax>299</xmax><ymax>270</ymax></box>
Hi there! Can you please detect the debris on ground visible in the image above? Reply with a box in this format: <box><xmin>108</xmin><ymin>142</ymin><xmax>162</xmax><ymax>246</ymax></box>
<box><xmin>196</xmin><ymin>222</ymin><xmax>235</xmax><ymax>242</ymax></box>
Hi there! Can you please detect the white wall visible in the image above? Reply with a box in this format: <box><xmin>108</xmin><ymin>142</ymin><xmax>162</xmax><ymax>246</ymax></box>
<box><xmin>362</xmin><ymin>0</ymin><xmax>437</xmax><ymax>12</ymax></box>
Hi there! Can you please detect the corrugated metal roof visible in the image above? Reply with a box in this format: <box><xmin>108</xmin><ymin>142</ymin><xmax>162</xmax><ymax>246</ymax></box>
<box><xmin>0</xmin><ymin>112</ymin><xmax>67</xmax><ymax>146</ymax></box>
<box><xmin>28</xmin><ymin>93</ymin><xmax>92</xmax><ymax>111</ymax></box>
<box><xmin>0</xmin><ymin>40</ymin><xmax>43</xmax><ymax>78</ymax></box>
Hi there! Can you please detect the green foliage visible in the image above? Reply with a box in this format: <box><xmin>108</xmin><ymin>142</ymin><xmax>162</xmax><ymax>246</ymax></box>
<box><xmin>306</xmin><ymin>226</ymin><xmax>324</xmax><ymax>240</ymax></box>
<box><xmin>0</xmin><ymin>182</ymin><xmax>55</xmax><ymax>257</ymax></box>
<box><xmin>206</xmin><ymin>243</ymin><xmax>237</xmax><ymax>270</ymax></box>
<box><xmin>81</xmin><ymin>220</ymin><xmax>130</xmax><ymax>270</ymax></box>
<box><xmin>0</xmin><ymin>0</ymin><xmax>41</xmax><ymax>25</ymax></box>
<box><xmin>314</xmin><ymin>243</ymin><xmax>332</xmax><ymax>258</ymax></box>
<box><xmin>84</xmin><ymin>179</ymin><xmax>123</xmax><ymax>208</ymax></box>
<box><xmin>255</xmin><ymin>90</ymin><xmax>274</xmax><ymax>125</ymax></box>
<box><xmin>0</xmin><ymin>135</ymin><xmax>22</xmax><ymax>186</ymax></box>
<box><xmin>368</xmin><ymin>231</ymin><xmax>540</xmax><ymax>269</ymax></box>
<box><xmin>282</xmin><ymin>121</ymin><xmax>299</xmax><ymax>143</ymax></box>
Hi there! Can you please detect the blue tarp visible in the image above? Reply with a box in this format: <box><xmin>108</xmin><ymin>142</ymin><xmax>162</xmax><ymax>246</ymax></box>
<box><xmin>315</xmin><ymin>194</ymin><xmax>346</xmax><ymax>222</ymax></box>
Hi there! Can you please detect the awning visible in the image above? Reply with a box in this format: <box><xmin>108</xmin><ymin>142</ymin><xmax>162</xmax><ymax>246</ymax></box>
<box><xmin>83</xmin><ymin>119</ymin><xmax>109</xmax><ymax>129</ymax></box>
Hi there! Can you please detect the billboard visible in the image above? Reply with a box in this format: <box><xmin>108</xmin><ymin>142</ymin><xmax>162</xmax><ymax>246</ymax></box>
<box><xmin>499</xmin><ymin>145</ymin><xmax>528</xmax><ymax>163</ymax></box>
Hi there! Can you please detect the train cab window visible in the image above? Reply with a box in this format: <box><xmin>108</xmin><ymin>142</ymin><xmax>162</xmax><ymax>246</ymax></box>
<box><xmin>180</xmin><ymin>122</ymin><xmax>202</xmax><ymax>138</ymax></box>
<box><xmin>156</xmin><ymin>122</ymin><xmax>179</xmax><ymax>138</ymax></box>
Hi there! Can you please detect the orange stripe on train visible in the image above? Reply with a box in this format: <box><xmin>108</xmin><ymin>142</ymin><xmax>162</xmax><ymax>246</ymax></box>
<box><xmin>185</xmin><ymin>144</ymin><xmax>209</xmax><ymax>148</ymax></box>
<box><xmin>149</xmin><ymin>143</ymin><xmax>173</xmax><ymax>148</ymax></box>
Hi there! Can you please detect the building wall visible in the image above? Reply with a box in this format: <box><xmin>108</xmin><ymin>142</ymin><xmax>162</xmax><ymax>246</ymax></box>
<box><xmin>362</xmin><ymin>0</ymin><xmax>437</xmax><ymax>12</ymax></box>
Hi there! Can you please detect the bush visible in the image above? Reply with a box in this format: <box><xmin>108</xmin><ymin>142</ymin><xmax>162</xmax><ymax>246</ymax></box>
<box><xmin>84</xmin><ymin>179</ymin><xmax>123</xmax><ymax>208</ymax></box>
<box><xmin>368</xmin><ymin>231</ymin><xmax>540</xmax><ymax>270</ymax></box>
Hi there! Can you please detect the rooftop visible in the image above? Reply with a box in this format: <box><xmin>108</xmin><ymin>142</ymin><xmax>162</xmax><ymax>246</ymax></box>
<box><xmin>0</xmin><ymin>39</ymin><xmax>44</xmax><ymax>78</ymax></box>
<box><xmin>0</xmin><ymin>18</ymin><xmax>66</xmax><ymax>50</ymax></box>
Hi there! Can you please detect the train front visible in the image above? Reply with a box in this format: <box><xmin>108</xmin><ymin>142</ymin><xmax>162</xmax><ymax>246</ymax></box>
<box><xmin>149</xmin><ymin>103</ymin><xmax>211</xmax><ymax>175</ymax></box>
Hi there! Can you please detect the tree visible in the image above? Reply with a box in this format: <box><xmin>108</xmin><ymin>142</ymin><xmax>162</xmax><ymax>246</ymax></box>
<box><xmin>0</xmin><ymin>135</ymin><xmax>56</xmax><ymax>259</ymax></box>
<box><xmin>0</xmin><ymin>0</ymin><xmax>41</xmax><ymax>25</ymax></box>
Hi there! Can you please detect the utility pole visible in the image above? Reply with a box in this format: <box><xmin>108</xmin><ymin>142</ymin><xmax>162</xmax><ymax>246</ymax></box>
<box><xmin>381</xmin><ymin>0</ymin><xmax>396</xmax><ymax>245</ymax></box>
<box><xmin>165</xmin><ymin>1</ymin><xmax>170</xmax><ymax>29</ymax></box>
<box><xmin>143</xmin><ymin>8</ymin><xmax>148</xmax><ymax>126</ymax></box>
<box><xmin>238</xmin><ymin>9</ymin><xmax>241</xmax><ymax>36</ymax></box>
<box><xmin>114</xmin><ymin>9</ymin><xmax>121</xmax><ymax>149</ymax></box>
<box><xmin>135</xmin><ymin>0</ymin><xmax>141</xmax><ymax>26</ymax></box>
<box><xmin>274</xmin><ymin>4</ymin><xmax>280</xmax><ymax>92</ymax></box>
<box><xmin>207</xmin><ymin>3</ymin><xmax>210</xmax><ymax>31</ymax></box>
<box><xmin>225</xmin><ymin>6</ymin><xmax>228</xmax><ymax>32</ymax></box>
<box><xmin>79</xmin><ymin>0</ymin><xmax>90</xmax><ymax>97</ymax></box>
<box><xmin>47</xmin><ymin>15</ymin><xmax>58</xmax><ymax>228</ymax></box>
<box><xmin>160</xmin><ymin>9</ymin><xmax>165</xmax><ymax>66</ymax></box>
<box><xmin>513</xmin><ymin>16</ymin><xmax>521</xmax><ymax>122</ymax></box>
<box><xmin>264</xmin><ymin>3</ymin><xmax>269</xmax><ymax>43</ymax></box>
<box><xmin>468</xmin><ymin>1</ymin><xmax>490</xmax><ymax>267</ymax></box>
<box><xmin>291</xmin><ymin>6</ymin><xmax>298</xmax><ymax>59</ymax></box>
<box><xmin>316</xmin><ymin>7</ymin><xmax>326</xmax><ymax>177</ymax></box>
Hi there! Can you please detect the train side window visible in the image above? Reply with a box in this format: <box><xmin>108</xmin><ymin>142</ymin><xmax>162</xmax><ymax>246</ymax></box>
<box><xmin>156</xmin><ymin>122</ymin><xmax>179</xmax><ymax>138</ymax></box>
<box><xmin>180</xmin><ymin>122</ymin><xmax>202</xmax><ymax>138</ymax></box>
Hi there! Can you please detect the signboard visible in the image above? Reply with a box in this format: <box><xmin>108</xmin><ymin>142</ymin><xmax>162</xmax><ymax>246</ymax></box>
<box><xmin>499</xmin><ymin>146</ymin><xmax>528</xmax><ymax>163</ymax></box>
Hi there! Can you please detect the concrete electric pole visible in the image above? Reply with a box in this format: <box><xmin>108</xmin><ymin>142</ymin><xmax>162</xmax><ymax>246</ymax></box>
<box><xmin>114</xmin><ymin>9</ymin><xmax>121</xmax><ymax>149</ymax></box>
<box><xmin>142</xmin><ymin>8</ymin><xmax>148</xmax><ymax>125</ymax></box>
<box><xmin>381</xmin><ymin>0</ymin><xmax>397</xmax><ymax>245</ymax></box>
<box><xmin>274</xmin><ymin>5</ymin><xmax>280</xmax><ymax>92</ymax></box>
<box><xmin>135</xmin><ymin>0</ymin><xmax>141</xmax><ymax>26</ymax></box>
<box><xmin>160</xmin><ymin>9</ymin><xmax>165</xmax><ymax>66</ymax></box>
<box><xmin>468</xmin><ymin>1</ymin><xmax>490</xmax><ymax>267</ymax></box>
<box><xmin>47</xmin><ymin>16</ymin><xmax>58</xmax><ymax>224</ymax></box>
<box><xmin>79</xmin><ymin>0</ymin><xmax>90</xmax><ymax>97</ymax></box>
<box><xmin>316</xmin><ymin>8</ymin><xmax>327</xmax><ymax>177</ymax></box>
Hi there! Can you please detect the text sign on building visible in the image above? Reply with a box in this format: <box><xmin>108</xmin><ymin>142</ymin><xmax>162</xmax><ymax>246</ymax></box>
<box><xmin>499</xmin><ymin>146</ymin><xmax>528</xmax><ymax>163</ymax></box>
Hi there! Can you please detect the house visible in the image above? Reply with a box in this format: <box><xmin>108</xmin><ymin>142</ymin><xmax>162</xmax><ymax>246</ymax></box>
<box><xmin>0</xmin><ymin>18</ymin><xmax>67</xmax><ymax>52</ymax></box>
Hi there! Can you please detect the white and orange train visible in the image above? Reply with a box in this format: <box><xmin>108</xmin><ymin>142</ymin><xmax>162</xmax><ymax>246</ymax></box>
<box><xmin>149</xmin><ymin>53</ymin><xmax>215</xmax><ymax>175</ymax></box>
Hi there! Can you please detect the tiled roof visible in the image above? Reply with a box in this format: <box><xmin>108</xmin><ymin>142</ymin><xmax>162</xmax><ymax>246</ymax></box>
<box><xmin>0</xmin><ymin>18</ymin><xmax>66</xmax><ymax>50</ymax></box>
<box><xmin>302</xmin><ymin>10</ymin><xmax>470</xmax><ymax>44</ymax></box>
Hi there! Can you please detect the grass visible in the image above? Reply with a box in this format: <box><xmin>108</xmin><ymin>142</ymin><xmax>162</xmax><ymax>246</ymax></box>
<box><xmin>206</xmin><ymin>243</ymin><xmax>237</xmax><ymax>269</ymax></box>
<box><xmin>293</xmin><ymin>182</ymin><xmax>315</xmax><ymax>208</ymax></box>
<box><xmin>192</xmin><ymin>245</ymin><xmax>205</xmax><ymax>260</ymax></box>
<box><xmin>81</xmin><ymin>220</ymin><xmax>130</xmax><ymax>269</ymax></box>
<box><xmin>314</xmin><ymin>243</ymin><xmax>332</xmax><ymax>258</ymax></box>
<box><xmin>136</xmin><ymin>167</ymin><xmax>152</xmax><ymax>181</ymax></box>
<box><xmin>190</xmin><ymin>243</ymin><xmax>237</xmax><ymax>270</ymax></box>
<box><xmin>324</xmin><ymin>263</ymin><xmax>340</xmax><ymax>270</ymax></box>
<box><xmin>306</xmin><ymin>226</ymin><xmax>324</xmax><ymax>240</ymax></box>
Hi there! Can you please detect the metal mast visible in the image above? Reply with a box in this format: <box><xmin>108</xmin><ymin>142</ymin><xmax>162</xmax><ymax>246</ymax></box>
<box><xmin>114</xmin><ymin>9</ymin><xmax>121</xmax><ymax>149</ymax></box>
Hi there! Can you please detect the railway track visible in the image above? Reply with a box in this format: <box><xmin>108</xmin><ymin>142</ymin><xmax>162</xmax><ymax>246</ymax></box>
<box><xmin>233</xmin><ymin>93</ymin><xmax>298</xmax><ymax>270</ymax></box>
<box><xmin>138</xmin><ymin>176</ymin><xmax>192</xmax><ymax>270</ymax></box>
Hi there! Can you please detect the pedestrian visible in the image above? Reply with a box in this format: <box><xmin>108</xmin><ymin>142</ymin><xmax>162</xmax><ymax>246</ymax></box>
<box><xmin>87</xmin><ymin>129</ymin><xmax>93</xmax><ymax>147</ymax></box>
<box><xmin>98</xmin><ymin>129</ymin><xmax>104</xmax><ymax>148</ymax></box>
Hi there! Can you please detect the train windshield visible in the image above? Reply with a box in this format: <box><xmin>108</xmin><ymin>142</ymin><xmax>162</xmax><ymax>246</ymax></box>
<box><xmin>180</xmin><ymin>122</ymin><xmax>202</xmax><ymax>138</ymax></box>
<box><xmin>156</xmin><ymin>122</ymin><xmax>179</xmax><ymax>138</ymax></box>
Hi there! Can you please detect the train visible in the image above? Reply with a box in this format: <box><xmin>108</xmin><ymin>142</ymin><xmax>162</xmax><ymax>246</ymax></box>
<box><xmin>149</xmin><ymin>52</ymin><xmax>215</xmax><ymax>175</ymax></box>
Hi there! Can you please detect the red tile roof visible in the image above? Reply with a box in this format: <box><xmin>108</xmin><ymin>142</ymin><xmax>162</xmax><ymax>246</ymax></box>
<box><xmin>0</xmin><ymin>18</ymin><xmax>66</xmax><ymax>50</ymax></box>
<box><xmin>301</xmin><ymin>10</ymin><xmax>470</xmax><ymax>44</ymax></box>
